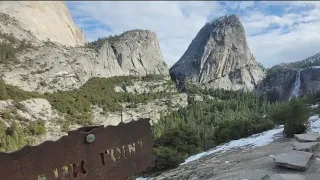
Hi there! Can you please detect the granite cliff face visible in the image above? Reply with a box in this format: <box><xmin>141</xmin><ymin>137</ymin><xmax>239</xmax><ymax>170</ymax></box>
<box><xmin>257</xmin><ymin>52</ymin><xmax>320</xmax><ymax>101</ymax></box>
<box><xmin>94</xmin><ymin>30</ymin><xmax>169</xmax><ymax>77</ymax></box>
<box><xmin>170</xmin><ymin>14</ymin><xmax>265</xmax><ymax>91</ymax></box>
<box><xmin>0</xmin><ymin>2</ymin><xmax>179</xmax><ymax>151</ymax></box>
<box><xmin>300</xmin><ymin>67</ymin><xmax>320</xmax><ymax>95</ymax></box>
<box><xmin>256</xmin><ymin>68</ymin><xmax>297</xmax><ymax>102</ymax></box>
<box><xmin>0</xmin><ymin>1</ymin><xmax>87</xmax><ymax>47</ymax></box>
<box><xmin>0</xmin><ymin>28</ymin><xmax>169</xmax><ymax>92</ymax></box>
<box><xmin>0</xmin><ymin>2</ymin><xmax>169</xmax><ymax>93</ymax></box>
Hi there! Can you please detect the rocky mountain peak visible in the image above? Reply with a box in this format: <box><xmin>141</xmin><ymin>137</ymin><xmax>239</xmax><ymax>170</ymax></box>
<box><xmin>170</xmin><ymin>14</ymin><xmax>265</xmax><ymax>91</ymax></box>
<box><xmin>208</xmin><ymin>14</ymin><xmax>240</xmax><ymax>25</ymax></box>
<box><xmin>93</xmin><ymin>29</ymin><xmax>169</xmax><ymax>78</ymax></box>
<box><xmin>0</xmin><ymin>1</ymin><xmax>87</xmax><ymax>47</ymax></box>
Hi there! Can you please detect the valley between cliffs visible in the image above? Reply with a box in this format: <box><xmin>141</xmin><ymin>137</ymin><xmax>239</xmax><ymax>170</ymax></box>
<box><xmin>1</xmin><ymin>2</ymin><xmax>320</xmax><ymax>180</ymax></box>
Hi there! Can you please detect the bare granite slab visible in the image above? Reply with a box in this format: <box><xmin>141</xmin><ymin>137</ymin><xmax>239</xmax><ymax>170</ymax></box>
<box><xmin>274</xmin><ymin>151</ymin><xmax>313</xmax><ymax>171</ymax></box>
<box><xmin>293</xmin><ymin>142</ymin><xmax>319</xmax><ymax>152</ymax></box>
<box><xmin>294</xmin><ymin>132</ymin><xmax>320</xmax><ymax>142</ymax></box>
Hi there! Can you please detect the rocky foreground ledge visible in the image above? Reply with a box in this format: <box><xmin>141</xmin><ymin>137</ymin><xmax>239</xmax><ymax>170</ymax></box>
<box><xmin>149</xmin><ymin>135</ymin><xmax>320</xmax><ymax>180</ymax></box>
<box><xmin>147</xmin><ymin>117</ymin><xmax>320</xmax><ymax>180</ymax></box>
<box><xmin>273</xmin><ymin>131</ymin><xmax>320</xmax><ymax>172</ymax></box>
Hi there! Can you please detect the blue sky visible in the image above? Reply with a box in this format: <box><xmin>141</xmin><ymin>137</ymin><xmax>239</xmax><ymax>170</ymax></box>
<box><xmin>66</xmin><ymin>1</ymin><xmax>320</xmax><ymax>68</ymax></box>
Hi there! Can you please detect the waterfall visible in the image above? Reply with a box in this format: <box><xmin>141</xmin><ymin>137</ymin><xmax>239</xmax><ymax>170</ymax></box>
<box><xmin>289</xmin><ymin>69</ymin><xmax>301</xmax><ymax>100</ymax></box>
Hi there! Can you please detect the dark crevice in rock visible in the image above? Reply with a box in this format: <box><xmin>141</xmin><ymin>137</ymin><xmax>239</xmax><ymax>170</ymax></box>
<box><xmin>131</xmin><ymin>57</ymin><xmax>136</xmax><ymax>69</ymax></box>
<box><xmin>111</xmin><ymin>44</ymin><xmax>122</xmax><ymax>67</ymax></box>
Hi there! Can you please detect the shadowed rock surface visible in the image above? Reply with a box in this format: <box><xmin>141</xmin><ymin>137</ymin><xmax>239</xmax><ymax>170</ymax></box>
<box><xmin>300</xmin><ymin>67</ymin><xmax>320</xmax><ymax>95</ymax></box>
<box><xmin>256</xmin><ymin>68</ymin><xmax>297</xmax><ymax>102</ymax></box>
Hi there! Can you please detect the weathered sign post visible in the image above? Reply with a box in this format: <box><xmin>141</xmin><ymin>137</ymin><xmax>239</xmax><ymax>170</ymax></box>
<box><xmin>0</xmin><ymin>118</ymin><xmax>155</xmax><ymax>180</ymax></box>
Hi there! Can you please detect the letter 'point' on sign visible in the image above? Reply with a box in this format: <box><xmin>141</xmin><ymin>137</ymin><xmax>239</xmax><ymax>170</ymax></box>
<box><xmin>86</xmin><ymin>134</ymin><xmax>95</xmax><ymax>143</ymax></box>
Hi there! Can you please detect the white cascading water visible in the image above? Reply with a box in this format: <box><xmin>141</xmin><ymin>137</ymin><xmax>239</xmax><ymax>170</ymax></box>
<box><xmin>289</xmin><ymin>69</ymin><xmax>301</xmax><ymax>100</ymax></box>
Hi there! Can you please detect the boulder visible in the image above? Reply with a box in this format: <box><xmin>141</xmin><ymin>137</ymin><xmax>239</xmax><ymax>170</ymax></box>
<box><xmin>293</xmin><ymin>142</ymin><xmax>319</xmax><ymax>152</ymax></box>
<box><xmin>273</xmin><ymin>151</ymin><xmax>313</xmax><ymax>171</ymax></box>
<box><xmin>294</xmin><ymin>132</ymin><xmax>320</xmax><ymax>142</ymax></box>
<box><xmin>189</xmin><ymin>94</ymin><xmax>203</xmax><ymax>102</ymax></box>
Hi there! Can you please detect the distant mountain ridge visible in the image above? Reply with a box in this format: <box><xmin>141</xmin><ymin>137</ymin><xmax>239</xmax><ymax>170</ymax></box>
<box><xmin>0</xmin><ymin>7</ymin><xmax>169</xmax><ymax>93</ymax></box>
<box><xmin>256</xmin><ymin>52</ymin><xmax>320</xmax><ymax>101</ymax></box>
<box><xmin>272</xmin><ymin>52</ymin><xmax>320</xmax><ymax>70</ymax></box>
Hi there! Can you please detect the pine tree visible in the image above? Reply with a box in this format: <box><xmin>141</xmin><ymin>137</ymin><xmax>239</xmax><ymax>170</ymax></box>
<box><xmin>0</xmin><ymin>78</ymin><xmax>7</xmax><ymax>99</ymax></box>
<box><xmin>284</xmin><ymin>98</ymin><xmax>308</xmax><ymax>137</ymax></box>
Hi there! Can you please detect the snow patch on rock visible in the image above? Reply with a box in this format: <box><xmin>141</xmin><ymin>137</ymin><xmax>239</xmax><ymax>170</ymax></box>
<box><xmin>181</xmin><ymin>125</ymin><xmax>285</xmax><ymax>165</ymax></box>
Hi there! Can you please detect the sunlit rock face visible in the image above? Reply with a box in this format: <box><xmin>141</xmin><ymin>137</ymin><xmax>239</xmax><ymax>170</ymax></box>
<box><xmin>0</xmin><ymin>1</ymin><xmax>87</xmax><ymax>47</ymax></box>
<box><xmin>170</xmin><ymin>14</ymin><xmax>265</xmax><ymax>91</ymax></box>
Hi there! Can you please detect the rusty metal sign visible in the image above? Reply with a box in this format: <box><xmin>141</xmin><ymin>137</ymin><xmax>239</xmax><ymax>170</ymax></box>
<box><xmin>0</xmin><ymin>118</ymin><xmax>155</xmax><ymax>180</ymax></box>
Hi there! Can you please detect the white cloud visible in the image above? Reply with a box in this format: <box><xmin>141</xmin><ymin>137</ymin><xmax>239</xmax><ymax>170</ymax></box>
<box><xmin>67</xmin><ymin>1</ymin><xmax>225</xmax><ymax>67</ymax></box>
<box><xmin>67</xmin><ymin>1</ymin><xmax>320</xmax><ymax>68</ymax></box>
<box><xmin>243</xmin><ymin>4</ymin><xmax>320</xmax><ymax>67</ymax></box>
<box><xmin>223</xmin><ymin>1</ymin><xmax>256</xmax><ymax>10</ymax></box>
<box><xmin>289</xmin><ymin>1</ymin><xmax>320</xmax><ymax>8</ymax></box>
<box><xmin>239</xmin><ymin>1</ymin><xmax>256</xmax><ymax>10</ymax></box>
